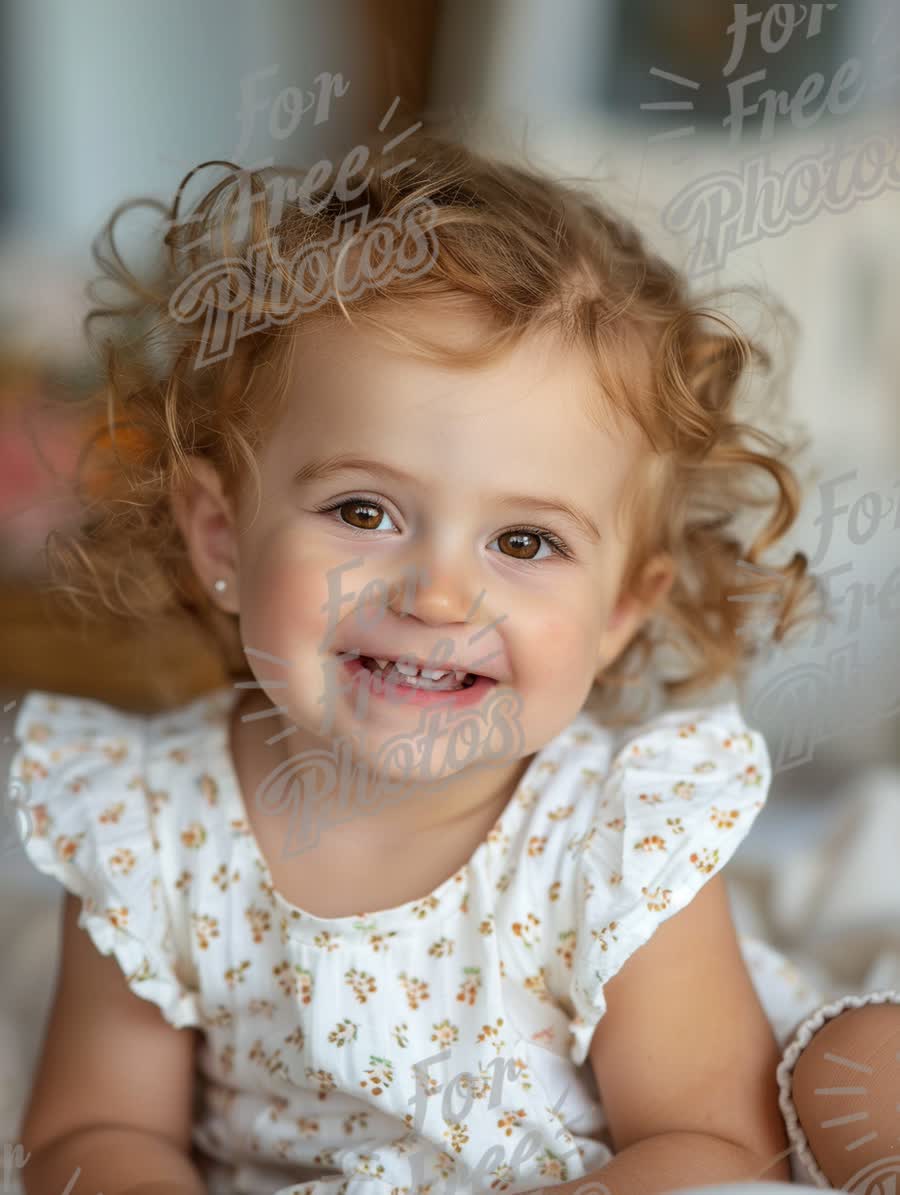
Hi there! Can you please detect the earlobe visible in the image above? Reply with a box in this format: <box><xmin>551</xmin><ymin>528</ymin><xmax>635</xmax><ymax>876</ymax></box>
<box><xmin>170</xmin><ymin>455</ymin><xmax>240</xmax><ymax>613</ymax></box>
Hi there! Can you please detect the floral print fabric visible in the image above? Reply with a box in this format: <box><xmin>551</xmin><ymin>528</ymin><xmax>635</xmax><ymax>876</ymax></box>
<box><xmin>9</xmin><ymin>690</ymin><xmax>821</xmax><ymax>1195</ymax></box>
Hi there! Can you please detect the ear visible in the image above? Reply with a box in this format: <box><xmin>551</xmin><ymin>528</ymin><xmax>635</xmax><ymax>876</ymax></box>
<box><xmin>170</xmin><ymin>455</ymin><xmax>240</xmax><ymax>615</ymax></box>
<box><xmin>596</xmin><ymin>553</ymin><xmax>676</xmax><ymax>671</ymax></box>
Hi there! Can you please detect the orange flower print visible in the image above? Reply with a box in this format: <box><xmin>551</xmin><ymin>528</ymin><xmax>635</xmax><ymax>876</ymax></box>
<box><xmin>524</xmin><ymin>967</ymin><xmax>551</xmax><ymax>1002</ymax></box>
<box><xmin>690</xmin><ymin>846</ymin><xmax>721</xmax><ymax>874</ymax></box>
<box><xmin>353</xmin><ymin>1155</ymin><xmax>386</xmax><ymax>1181</ymax></box>
<box><xmin>284</xmin><ymin>1026</ymin><xmax>305</xmax><ymax>1050</ymax></box>
<box><xmin>191</xmin><ymin>913</ymin><xmax>220</xmax><ymax>950</ymax></box>
<box><xmin>273</xmin><ymin>960</ymin><xmax>314</xmax><ymax>1002</ymax></box>
<box><xmin>511</xmin><ymin>913</ymin><xmax>541</xmax><ymax>949</ymax></box>
<box><xmin>634</xmin><ymin>834</ymin><xmax>667</xmax><ymax>853</ymax></box>
<box><xmin>312</xmin><ymin>930</ymin><xmax>341</xmax><ymax>952</ymax></box>
<box><xmin>245</xmin><ymin>905</ymin><xmax>271</xmax><ymax>942</ymax></box>
<box><xmin>428</xmin><ymin>936</ymin><xmax>455</xmax><ymax>959</ymax></box>
<box><xmin>496</xmin><ymin>870</ymin><xmax>513</xmax><ymax>894</ymax></box>
<box><xmin>398</xmin><ymin>972</ymin><xmax>430</xmax><ymax>1010</ymax></box>
<box><xmin>591</xmin><ymin>921</ymin><xmax>619</xmax><ymax>952</ymax></box>
<box><xmin>673</xmin><ymin>780</ymin><xmax>695</xmax><ymax>800</ymax></box>
<box><xmin>392</xmin><ymin>1022</ymin><xmax>410</xmax><ymax>1048</ymax></box>
<box><xmin>304</xmin><ymin>1066</ymin><xmax>337</xmax><ymax>1100</ymax></box>
<box><xmin>431</xmin><ymin>1019</ymin><xmax>459</xmax><ymax>1048</ymax></box>
<box><xmin>456</xmin><ymin>966</ymin><xmax>481</xmax><ymax>1005</ymax></box>
<box><xmin>638</xmin><ymin>792</ymin><xmax>662</xmax><ymax>807</ymax></box>
<box><xmin>677</xmin><ymin>721</ymin><xmax>697</xmax><ymax>738</ymax></box>
<box><xmin>528</xmin><ymin>834</ymin><xmax>548</xmax><ymax>858</ymax></box>
<box><xmin>535</xmin><ymin>1150</ymin><xmax>570</xmax><ymax>1183</ymax></box>
<box><xmin>665</xmin><ymin>816</ymin><xmax>685</xmax><ymax>835</ymax></box>
<box><xmin>98</xmin><ymin>801</ymin><xmax>126</xmax><ymax>825</ymax></box>
<box><xmin>102</xmin><ymin>741</ymin><xmax>129</xmax><ymax>765</ymax></box>
<box><xmin>247</xmin><ymin>999</ymin><xmax>275</xmax><ymax>1019</ymax></box>
<box><xmin>556</xmin><ymin>929</ymin><xmax>576</xmax><ymax>969</ymax></box>
<box><xmin>497</xmin><ymin>1109</ymin><xmax>527</xmax><ymax>1136</ymax></box>
<box><xmin>29</xmin><ymin>804</ymin><xmax>49</xmax><ymax>839</ymax></box>
<box><xmin>25</xmin><ymin>720</ymin><xmax>51</xmax><ymax>743</ymax></box>
<box><xmin>218</xmin><ymin>1043</ymin><xmax>235</xmax><ymax>1075</ymax></box>
<box><xmin>479</xmin><ymin>913</ymin><xmax>496</xmax><ymax>936</ymax></box>
<box><xmin>223</xmin><ymin>960</ymin><xmax>251</xmax><ymax>988</ymax></box>
<box><xmin>741</xmin><ymin>763</ymin><xmax>763</xmax><ymax>786</ymax></box>
<box><xmin>694</xmin><ymin>759</ymin><xmax>717</xmax><ymax>774</ymax></box>
<box><xmin>443</xmin><ymin>1121</ymin><xmax>470</xmax><ymax>1153</ymax></box>
<box><xmin>180</xmin><ymin>822</ymin><xmax>208</xmax><ymax>849</ymax></box>
<box><xmin>345</xmin><ymin>967</ymin><xmax>378</xmax><ymax>1005</ymax></box>
<box><xmin>328</xmin><ymin>1019</ymin><xmax>358</xmax><ymax>1048</ymax></box>
<box><xmin>506</xmin><ymin>1056</ymin><xmax>534</xmax><ymax>1092</ymax></box>
<box><xmin>547</xmin><ymin>804</ymin><xmax>575</xmax><ymax>821</ymax></box>
<box><xmin>341</xmin><ymin>1111</ymin><xmax>368</xmax><ymax>1135</ymax></box>
<box><xmin>297</xmin><ymin>1116</ymin><xmax>321</xmax><ymax>1137</ymax></box>
<box><xmin>108</xmin><ymin>847</ymin><xmax>137</xmax><ymax>876</ymax></box>
<box><xmin>643</xmin><ymin>886</ymin><xmax>672</xmax><ymax>912</ymax></box>
<box><xmin>605</xmin><ymin>817</ymin><xmax>624</xmax><ymax>832</ymax></box>
<box><xmin>548</xmin><ymin>880</ymin><xmax>561</xmax><ymax>903</ymax></box>
<box><xmin>55</xmin><ymin>832</ymin><xmax>85</xmax><ymax>862</ymax></box>
<box><xmin>212</xmin><ymin>864</ymin><xmax>241</xmax><ymax>893</ymax></box>
<box><xmin>197</xmin><ymin>773</ymin><xmax>219</xmax><ymax>806</ymax></box>
<box><xmin>475</xmin><ymin>1016</ymin><xmax>507</xmax><ymax>1053</ymax></box>
<box><xmin>126</xmin><ymin>956</ymin><xmax>156</xmax><ymax>984</ymax></box>
<box><xmin>21</xmin><ymin>756</ymin><xmax>48</xmax><ymax>783</ymax></box>
<box><xmin>410</xmin><ymin>894</ymin><xmax>440</xmax><ymax>921</ymax></box>
<box><xmin>710</xmin><ymin>806</ymin><xmax>740</xmax><ymax>830</ymax></box>
<box><xmin>609</xmin><ymin>870</ymin><xmax>623</xmax><ymax>886</ymax></box>
<box><xmin>105</xmin><ymin>906</ymin><xmax>130</xmax><ymax>930</ymax></box>
<box><xmin>359</xmin><ymin>1055</ymin><xmax>394</xmax><ymax>1096</ymax></box>
<box><xmin>174</xmin><ymin>869</ymin><xmax>193</xmax><ymax>892</ymax></box>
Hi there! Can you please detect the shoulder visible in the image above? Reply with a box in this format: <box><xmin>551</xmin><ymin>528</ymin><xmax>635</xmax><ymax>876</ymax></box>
<box><xmin>534</xmin><ymin>699</ymin><xmax>771</xmax><ymax>1066</ymax></box>
<box><xmin>6</xmin><ymin>689</ymin><xmax>233</xmax><ymax>1027</ymax></box>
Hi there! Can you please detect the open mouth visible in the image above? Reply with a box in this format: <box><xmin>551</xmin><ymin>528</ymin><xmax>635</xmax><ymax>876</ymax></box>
<box><xmin>356</xmin><ymin>656</ymin><xmax>481</xmax><ymax>691</ymax></box>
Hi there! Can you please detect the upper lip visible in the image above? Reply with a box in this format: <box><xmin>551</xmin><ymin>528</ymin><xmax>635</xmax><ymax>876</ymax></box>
<box><xmin>339</xmin><ymin>648</ymin><xmax>501</xmax><ymax>682</ymax></box>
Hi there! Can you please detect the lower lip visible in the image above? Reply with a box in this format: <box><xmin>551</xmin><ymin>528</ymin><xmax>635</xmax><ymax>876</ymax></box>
<box><xmin>340</xmin><ymin>657</ymin><xmax>496</xmax><ymax>709</ymax></box>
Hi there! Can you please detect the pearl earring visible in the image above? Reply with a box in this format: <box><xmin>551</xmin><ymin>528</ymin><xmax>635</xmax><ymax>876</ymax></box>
<box><xmin>213</xmin><ymin>578</ymin><xmax>228</xmax><ymax>593</ymax></box>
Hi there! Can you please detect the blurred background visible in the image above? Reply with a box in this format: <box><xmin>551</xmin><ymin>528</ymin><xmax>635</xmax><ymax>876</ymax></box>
<box><xmin>2</xmin><ymin>0</ymin><xmax>899</xmax><ymax>1184</ymax></box>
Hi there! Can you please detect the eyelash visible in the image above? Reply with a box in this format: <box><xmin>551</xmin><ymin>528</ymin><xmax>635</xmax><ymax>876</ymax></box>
<box><xmin>314</xmin><ymin>496</ymin><xmax>575</xmax><ymax>562</ymax></box>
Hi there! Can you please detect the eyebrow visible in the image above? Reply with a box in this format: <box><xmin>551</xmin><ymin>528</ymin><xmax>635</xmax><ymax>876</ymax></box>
<box><xmin>293</xmin><ymin>453</ymin><xmax>603</xmax><ymax>544</ymax></box>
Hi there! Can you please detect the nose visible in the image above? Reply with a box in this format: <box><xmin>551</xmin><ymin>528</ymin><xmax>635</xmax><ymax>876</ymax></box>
<box><xmin>387</xmin><ymin>559</ymin><xmax>480</xmax><ymax>627</ymax></box>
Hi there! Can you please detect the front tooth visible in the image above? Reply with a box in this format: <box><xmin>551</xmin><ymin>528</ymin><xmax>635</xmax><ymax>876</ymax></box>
<box><xmin>394</xmin><ymin>659</ymin><xmax>420</xmax><ymax>677</ymax></box>
<box><xmin>421</xmin><ymin>669</ymin><xmax>448</xmax><ymax>680</ymax></box>
<box><xmin>375</xmin><ymin>658</ymin><xmax>390</xmax><ymax>669</ymax></box>
<box><xmin>452</xmin><ymin>669</ymin><xmax>468</xmax><ymax>682</ymax></box>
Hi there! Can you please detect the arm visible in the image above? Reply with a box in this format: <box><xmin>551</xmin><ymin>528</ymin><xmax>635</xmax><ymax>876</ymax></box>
<box><xmin>19</xmin><ymin>891</ymin><xmax>205</xmax><ymax>1195</ymax></box>
<box><xmin>537</xmin><ymin>875</ymin><xmax>791</xmax><ymax>1194</ymax></box>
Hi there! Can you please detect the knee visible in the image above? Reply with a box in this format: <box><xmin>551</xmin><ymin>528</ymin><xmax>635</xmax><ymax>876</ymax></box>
<box><xmin>790</xmin><ymin>1002</ymin><xmax>900</xmax><ymax>1190</ymax></box>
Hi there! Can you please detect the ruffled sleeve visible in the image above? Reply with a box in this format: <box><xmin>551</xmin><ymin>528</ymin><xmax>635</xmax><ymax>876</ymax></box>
<box><xmin>8</xmin><ymin>690</ymin><xmax>201</xmax><ymax>1029</ymax></box>
<box><xmin>567</xmin><ymin>699</ymin><xmax>770</xmax><ymax>1066</ymax></box>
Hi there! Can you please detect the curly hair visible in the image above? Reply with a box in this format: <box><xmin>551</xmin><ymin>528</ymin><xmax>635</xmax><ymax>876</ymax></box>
<box><xmin>45</xmin><ymin>130</ymin><xmax>826</xmax><ymax>726</ymax></box>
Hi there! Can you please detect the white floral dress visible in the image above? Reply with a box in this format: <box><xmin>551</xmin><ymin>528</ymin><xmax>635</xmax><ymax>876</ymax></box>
<box><xmin>9</xmin><ymin>689</ymin><xmax>825</xmax><ymax>1194</ymax></box>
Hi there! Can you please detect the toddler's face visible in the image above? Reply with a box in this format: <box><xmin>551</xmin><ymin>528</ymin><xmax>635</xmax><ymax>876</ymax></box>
<box><xmin>178</xmin><ymin>303</ymin><xmax>673</xmax><ymax>790</ymax></box>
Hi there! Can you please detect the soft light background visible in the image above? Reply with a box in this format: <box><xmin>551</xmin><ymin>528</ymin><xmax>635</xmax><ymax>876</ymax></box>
<box><xmin>1</xmin><ymin>3</ymin><xmax>899</xmax><ymax>1191</ymax></box>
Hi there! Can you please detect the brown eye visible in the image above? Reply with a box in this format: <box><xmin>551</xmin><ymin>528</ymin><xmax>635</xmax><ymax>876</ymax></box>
<box><xmin>497</xmin><ymin>530</ymin><xmax>540</xmax><ymax>559</ymax></box>
<box><xmin>338</xmin><ymin>500</ymin><xmax>385</xmax><ymax>530</ymax></box>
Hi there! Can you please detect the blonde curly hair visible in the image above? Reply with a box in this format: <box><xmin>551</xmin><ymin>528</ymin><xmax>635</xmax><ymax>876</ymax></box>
<box><xmin>46</xmin><ymin>130</ymin><xmax>825</xmax><ymax>726</ymax></box>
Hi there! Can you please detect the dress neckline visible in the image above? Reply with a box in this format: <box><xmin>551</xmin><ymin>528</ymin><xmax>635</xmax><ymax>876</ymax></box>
<box><xmin>203</xmin><ymin>684</ymin><xmax>549</xmax><ymax>947</ymax></box>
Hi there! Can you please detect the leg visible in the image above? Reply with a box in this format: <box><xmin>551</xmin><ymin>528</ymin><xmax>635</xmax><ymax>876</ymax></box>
<box><xmin>790</xmin><ymin>1002</ymin><xmax>900</xmax><ymax>1190</ymax></box>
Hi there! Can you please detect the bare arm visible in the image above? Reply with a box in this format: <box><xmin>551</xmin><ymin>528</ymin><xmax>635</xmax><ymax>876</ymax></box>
<box><xmin>536</xmin><ymin>875</ymin><xmax>792</xmax><ymax>1194</ymax></box>
<box><xmin>19</xmin><ymin>892</ymin><xmax>205</xmax><ymax>1195</ymax></box>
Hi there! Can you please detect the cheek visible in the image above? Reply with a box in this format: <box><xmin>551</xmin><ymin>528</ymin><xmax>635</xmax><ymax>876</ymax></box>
<box><xmin>237</xmin><ymin>532</ymin><xmax>332</xmax><ymax>657</ymax></box>
<box><xmin>525</xmin><ymin>610</ymin><xmax>599</xmax><ymax>683</ymax></box>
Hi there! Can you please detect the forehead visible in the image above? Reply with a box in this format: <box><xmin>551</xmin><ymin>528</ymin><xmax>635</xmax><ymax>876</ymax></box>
<box><xmin>264</xmin><ymin>304</ymin><xmax>645</xmax><ymax>501</ymax></box>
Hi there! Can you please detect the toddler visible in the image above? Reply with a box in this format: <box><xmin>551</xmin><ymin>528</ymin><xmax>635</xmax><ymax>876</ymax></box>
<box><xmin>9</xmin><ymin>131</ymin><xmax>897</xmax><ymax>1195</ymax></box>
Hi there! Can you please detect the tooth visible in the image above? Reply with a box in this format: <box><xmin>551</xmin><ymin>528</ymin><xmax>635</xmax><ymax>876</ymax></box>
<box><xmin>421</xmin><ymin>669</ymin><xmax>448</xmax><ymax>680</ymax></box>
<box><xmin>375</xmin><ymin>659</ymin><xmax>389</xmax><ymax>669</ymax></box>
<box><xmin>394</xmin><ymin>660</ymin><xmax>421</xmax><ymax>677</ymax></box>
<box><xmin>453</xmin><ymin>670</ymin><xmax>467</xmax><ymax>682</ymax></box>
